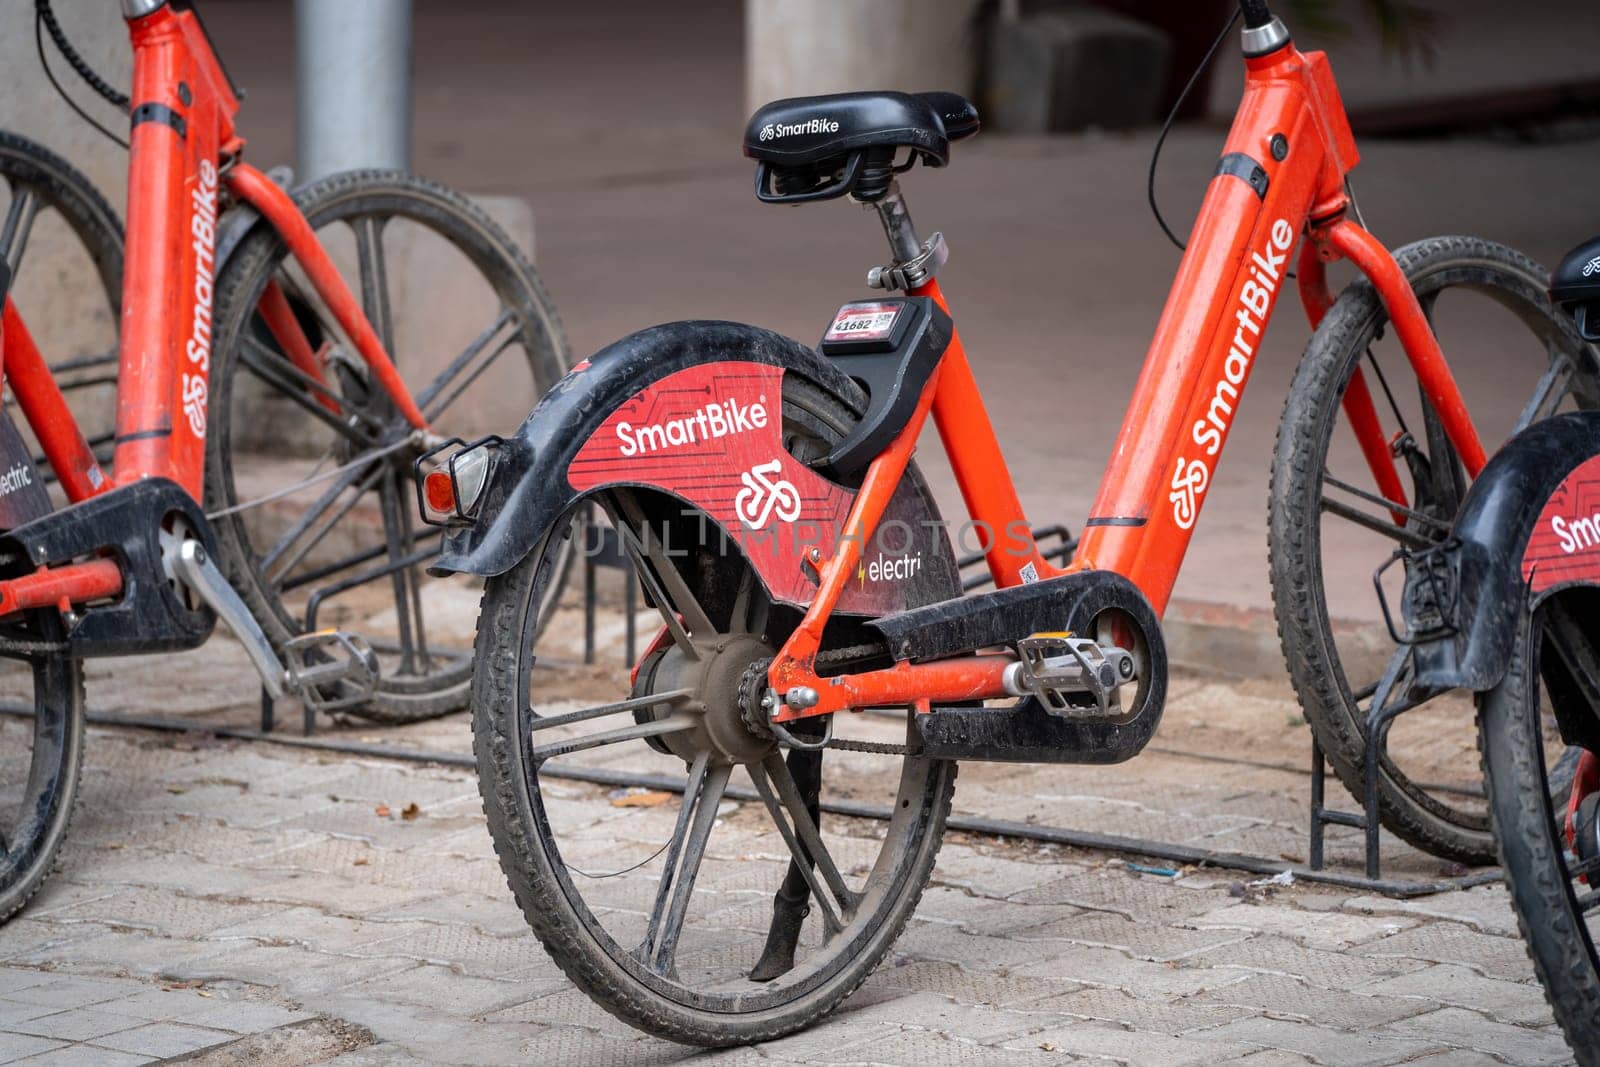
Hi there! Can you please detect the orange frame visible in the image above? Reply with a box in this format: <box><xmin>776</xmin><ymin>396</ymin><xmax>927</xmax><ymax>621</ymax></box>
<box><xmin>769</xmin><ymin>35</ymin><xmax>1487</xmax><ymax>722</ymax></box>
<box><xmin>0</xmin><ymin>1</ymin><xmax>428</xmax><ymax>619</ymax></box>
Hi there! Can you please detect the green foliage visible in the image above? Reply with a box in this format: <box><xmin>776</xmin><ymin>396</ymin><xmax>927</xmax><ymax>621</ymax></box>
<box><xmin>1286</xmin><ymin>0</ymin><xmax>1442</xmax><ymax>66</ymax></box>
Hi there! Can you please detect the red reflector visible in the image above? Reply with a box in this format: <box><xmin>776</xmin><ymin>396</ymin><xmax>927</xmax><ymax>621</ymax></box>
<box><xmin>423</xmin><ymin>470</ymin><xmax>456</xmax><ymax>515</ymax></box>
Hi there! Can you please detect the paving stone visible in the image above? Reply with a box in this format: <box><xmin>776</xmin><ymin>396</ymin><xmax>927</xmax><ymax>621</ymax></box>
<box><xmin>818</xmin><ymin>1030</ymin><xmax>1074</xmax><ymax>1066</ymax></box>
<box><xmin>4</xmin><ymin>1008</ymin><xmax>144</xmax><ymax>1043</ymax></box>
<box><xmin>89</xmin><ymin>1021</ymin><xmax>237</xmax><ymax>1059</ymax></box>
<box><xmin>92</xmin><ymin>988</ymin><xmax>312</xmax><ymax>1032</ymax></box>
<box><xmin>1362</xmin><ymin>922</ymin><xmax>1537</xmax><ymax>982</ymax></box>
<box><xmin>1187</xmin><ymin>1015</ymin><xmax>1442</xmax><ymax>1065</ymax></box>
<box><xmin>1357</xmin><ymin>962</ymin><xmax>1554</xmax><ymax>1026</ymax></box>
<box><xmin>911</xmin><ymin>885</ymin><xmax>1080</xmax><ymax>938</ymax></box>
<box><xmin>1015</xmin><ymin>908</ymin><xmax>1254</xmax><ymax>962</ymax></box>
<box><xmin>2</xmin><ymin>978</ymin><xmax>139</xmax><ymax>1013</ymax></box>
<box><xmin>863</xmin><ymin>959</ymin><xmax>1078</xmax><ymax>1010</ymax></box>
<box><xmin>997</xmin><ymin>1021</ymin><xmax>1258</xmax><ymax>1064</ymax></box>
<box><xmin>0</xmin><ymin>975</ymin><xmax>50</xmax><ymax>998</ymax></box>
<box><xmin>1343</xmin><ymin>886</ymin><xmax>1522</xmax><ymax>938</ymax></box>
<box><xmin>1378</xmin><ymin>1006</ymin><xmax>1574</xmax><ymax>1067</ymax></box>
<box><xmin>1022</xmin><ymin>984</ymin><xmax>1256</xmax><ymax>1035</ymax></box>
<box><xmin>6</xmin><ymin>1044</ymin><xmax>148</xmax><ymax>1066</ymax></box>
<box><xmin>1188</xmin><ymin>901</ymin><xmax>1417</xmax><ymax>950</ymax></box>
<box><xmin>1011</xmin><ymin>945</ymin><xmax>1250</xmax><ymax>999</ymax></box>
<box><xmin>1401</xmin><ymin>1053</ymin><xmax>1516</xmax><ymax>1067</ymax></box>
<box><xmin>43</xmin><ymin>887</ymin><xmax>292</xmax><ymax>941</ymax></box>
<box><xmin>341</xmin><ymin>964</ymin><xmax>531</xmax><ymax>1017</ymax></box>
<box><xmin>1184</xmin><ymin>934</ymin><xmax>1432</xmax><ymax>991</ymax></box>
<box><xmin>1187</xmin><ymin>973</ymin><xmax>1430</xmax><ymax>1029</ymax></box>
<box><xmin>0</xmin><ymin>1032</ymin><xmax>66</xmax><ymax>1064</ymax></box>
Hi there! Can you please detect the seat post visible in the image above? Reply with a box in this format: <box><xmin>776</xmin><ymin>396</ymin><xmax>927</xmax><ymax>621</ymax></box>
<box><xmin>871</xmin><ymin>181</ymin><xmax>923</xmax><ymax>265</ymax></box>
<box><xmin>863</xmin><ymin>182</ymin><xmax>948</xmax><ymax>292</ymax></box>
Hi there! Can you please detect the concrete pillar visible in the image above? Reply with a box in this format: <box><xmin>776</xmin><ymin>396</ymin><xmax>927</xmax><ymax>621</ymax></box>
<box><xmin>745</xmin><ymin>0</ymin><xmax>982</xmax><ymax>115</ymax></box>
<box><xmin>295</xmin><ymin>0</ymin><xmax>412</xmax><ymax>180</ymax></box>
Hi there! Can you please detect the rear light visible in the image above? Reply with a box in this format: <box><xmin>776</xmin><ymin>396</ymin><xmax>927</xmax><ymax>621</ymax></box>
<box><xmin>423</xmin><ymin>470</ymin><xmax>456</xmax><ymax>516</ymax></box>
<box><xmin>414</xmin><ymin>435</ymin><xmax>501</xmax><ymax>525</ymax></box>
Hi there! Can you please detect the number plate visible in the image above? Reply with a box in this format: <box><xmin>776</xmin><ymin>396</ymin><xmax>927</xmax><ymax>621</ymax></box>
<box><xmin>824</xmin><ymin>302</ymin><xmax>902</xmax><ymax>343</ymax></box>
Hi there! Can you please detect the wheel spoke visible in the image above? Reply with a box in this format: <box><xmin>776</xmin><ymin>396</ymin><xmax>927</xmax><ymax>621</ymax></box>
<box><xmin>0</xmin><ymin>186</ymin><xmax>40</xmax><ymax>278</ymax></box>
<box><xmin>417</xmin><ymin>307</ymin><xmax>520</xmax><ymax>419</ymax></box>
<box><xmin>1515</xmin><ymin>354</ymin><xmax>1575</xmax><ymax>433</ymax></box>
<box><xmin>637</xmin><ymin>751</ymin><xmax>724</xmax><ymax>974</ymax></box>
<box><xmin>262</xmin><ymin>462</ymin><xmax>386</xmax><ymax>585</ymax></box>
<box><xmin>353</xmin><ymin>216</ymin><xmax>395</xmax><ymax>356</ymax></box>
<box><xmin>1567</xmin><ymin>852</ymin><xmax>1600</xmax><ymax>882</ymax></box>
<box><xmin>528</xmin><ymin>713</ymin><xmax>697</xmax><ymax>763</ymax></box>
<box><xmin>529</xmin><ymin>688</ymin><xmax>694</xmax><ymax>731</ymax></box>
<box><xmin>239</xmin><ymin>335</ymin><xmax>378</xmax><ymax>445</ymax></box>
<box><xmin>748</xmin><ymin>753</ymin><xmax>859</xmax><ymax>934</ymax></box>
<box><xmin>376</xmin><ymin>469</ymin><xmax>428</xmax><ymax>676</ymax></box>
<box><xmin>1577</xmin><ymin>886</ymin><xmax>1600</xmax><ymax>915</ymax></box>
<box><xmin>606</xmin><ymin>490</ymin><xmax>716</xmax><ymax>656</ymax></box>
<box><xmin>1320</xmin><ymin>492</ymin><xmax>1436</xmax><ymax>549</ymax></box>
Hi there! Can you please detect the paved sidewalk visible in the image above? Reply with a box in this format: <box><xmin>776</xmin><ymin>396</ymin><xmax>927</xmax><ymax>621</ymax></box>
<box><xmin>0</xmin><ymin>632</ymin><xmax>1575</xmax><ymax>1065</ymax></box>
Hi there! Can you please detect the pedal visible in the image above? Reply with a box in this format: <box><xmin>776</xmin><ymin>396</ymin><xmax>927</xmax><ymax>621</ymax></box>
<box><xmin>1002</xmin><ymin>632</ymin><xmax>1135</xmax><ymax>720</ymax></box>
<box><xmin>282</xmin><ymin>629</ymin><xmax>381</xmax><ymax>711</ymax></box>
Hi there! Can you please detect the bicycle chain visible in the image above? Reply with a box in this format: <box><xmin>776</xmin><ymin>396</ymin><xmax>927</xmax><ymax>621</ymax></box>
<box><xmin>736</xmin><ymin>643</ymin><xmax>912</xmax><ymax>755</ymax></box>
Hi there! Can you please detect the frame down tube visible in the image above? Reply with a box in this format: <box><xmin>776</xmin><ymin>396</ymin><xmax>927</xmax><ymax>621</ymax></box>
<box><xmin>114</xmin><ymin>3</ymin><xmax>240</xmax><ymax>496</ymax></box>
<box><xmin>1073</xmin><ymin>45</ymin><xmax>1345</xmax><ymax>616</ymax></box>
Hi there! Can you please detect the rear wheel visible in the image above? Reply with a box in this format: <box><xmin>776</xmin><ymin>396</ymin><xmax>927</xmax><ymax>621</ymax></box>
<box><xmin>0</xmin><ymin>614</ymin><xmax>85</xmax><ymax>925</ymax></box>
<box><xmin>207</xmin><ymin>170</ymin><xmax>569</xmax><ymax>723</ymax></box>
<box><xmin>473</xmin><ymin>370</ymin><xmax>957</xmax><ymax>1045</ymax></box>
<box><xmin>1272</xmin><ymin>236</ymin><xmax>1600</xmax><ymax>864</ymax></box>
<box><xmin>1479</xmin><ymin>597</ymin><xmax>1600</xmax><ymax>1065</ymax></box>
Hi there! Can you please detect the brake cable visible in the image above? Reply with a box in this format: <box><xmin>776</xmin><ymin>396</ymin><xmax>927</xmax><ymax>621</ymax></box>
<box><xmin>1147</xmin><ymin>8</ymin><xmax>1242</xmax><ymax>252</ymax></box>
<box><xmin>34</xmin><ymin>0</ymin><xmax>132</xmax><ymax>150</ymax></box>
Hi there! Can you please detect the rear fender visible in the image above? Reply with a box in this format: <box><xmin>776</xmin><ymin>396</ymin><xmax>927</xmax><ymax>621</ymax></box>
<box><xmin>1415</xmin><ymin>412</ymin><xmax>1600</xmax><ymax>694</ymax></box>
<box><xmin>428</xmin><ymin>320</ymin><xmax>956</xmax><ymax>613</ymax></box>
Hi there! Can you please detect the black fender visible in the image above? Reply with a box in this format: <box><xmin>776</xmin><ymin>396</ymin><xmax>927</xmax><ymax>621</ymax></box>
<box><xmin>429</xmin><ymin>320</ymin><xmax>957</xmax><ymax>614</ymax></box>
<box><xmin>1413</xmin><ymin>411</ymin><xmax>1600</xmax><ymax>693</ymax></box>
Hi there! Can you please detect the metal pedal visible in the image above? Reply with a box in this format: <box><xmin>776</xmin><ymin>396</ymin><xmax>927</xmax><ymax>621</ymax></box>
<box><xmin>283</xmin><ymin>629</ymin><xmax>381</xmax><ymax>711</ymax></box>
<box><xmin>1002</xmin><ymin>632</ymin><xmax>1135</xmax><ymax>720</ymax></box>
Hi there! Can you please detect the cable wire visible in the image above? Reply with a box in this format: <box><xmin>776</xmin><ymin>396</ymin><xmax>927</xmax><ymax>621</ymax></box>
<box><xmin>33</xmin><ymin>2</ymin><xmax>130</xmax><ymax>151</ymax></box>
<box><xmin>1147</xmin><ymin>9</ymin><xmax>1241</xmax><ymax>251</ymax></box>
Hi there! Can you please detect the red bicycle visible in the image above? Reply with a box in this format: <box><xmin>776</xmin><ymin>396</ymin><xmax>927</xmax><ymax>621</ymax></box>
<box><xmin>425</xmin><ymin>0</ymin><xmax>1594</xmax><ymax>1043</ymax></box>
<box><xmin>0</xmin><ymin>0</ymin><xmax>566</xmax><ymax>922</ymax></box>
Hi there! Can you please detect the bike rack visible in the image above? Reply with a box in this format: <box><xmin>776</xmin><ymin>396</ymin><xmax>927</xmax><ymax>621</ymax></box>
<box><xmin>1304</xmin><ymin>541</ymin><xmax>1492</xmax><ymax>882</ymax></box>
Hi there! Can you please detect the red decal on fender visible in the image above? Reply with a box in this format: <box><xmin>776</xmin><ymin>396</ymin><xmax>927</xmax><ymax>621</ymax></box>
<box><xmin>1524</xmin><ymin>453</ymin><xmax>1600</xmax><ymax>594</ymax></box>
<box><xmin>568</xmin><ymin>362</ymin><xmax>889</xmax><ymax>609</ymax></box>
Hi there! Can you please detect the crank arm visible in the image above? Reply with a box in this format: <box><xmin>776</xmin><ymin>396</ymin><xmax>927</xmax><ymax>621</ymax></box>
<box><xmin>171</xmin><ymin>540</ymin><xmax>289</xmax><ymax>699</ymax></box>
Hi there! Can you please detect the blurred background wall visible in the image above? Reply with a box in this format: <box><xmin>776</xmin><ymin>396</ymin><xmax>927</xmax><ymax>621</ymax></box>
<box><xmin>0</xmin><ymin>0</ymin><xmax>1596</xmax><ymax>611</ymax></box>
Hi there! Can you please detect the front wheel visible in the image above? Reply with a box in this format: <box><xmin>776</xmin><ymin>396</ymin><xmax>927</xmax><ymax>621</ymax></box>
<box><xmin>206</xmin><ymin>170</ymin><xmax>570</xmax><ymax>723</ymax></box>
<box><xmin>1271</xmin><ymin>235</ymin><xmax>1600</xmax><ymax>864</ymax></box>
<box><xmin>1480</xmin><ymin>597</ymin><xmax>1600</xmax><ymax>1065</ymax></box>
<box><xmin>473</xmin><ymin>369</ymin><xmax>957</xmax><ymax>1045</ymax></box>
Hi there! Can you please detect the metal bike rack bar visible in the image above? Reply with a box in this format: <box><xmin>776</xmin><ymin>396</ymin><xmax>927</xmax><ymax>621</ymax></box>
<box><xmin>2</xmin><ymin>704</ymin><xmax>1495</xmax><ymax>899</ymax></box>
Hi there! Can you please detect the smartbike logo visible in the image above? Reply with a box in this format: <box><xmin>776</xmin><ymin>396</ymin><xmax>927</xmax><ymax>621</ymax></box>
<box><xmin>615</xmin><ymin>395</ymin><xmax>769</xmax><ymax>457</ymax></box>
<box><xmin>182</xmin><ymin>157</ymin><xmax>220</xmax><ymax>440</ymax></box>
<box><xmin>759</xmin><ymin>117</ymin><xmax>840</xmax><ymax>141</ymax></box>
<box><xmin>1168</xmin><ymin>217</ymin><xmax>1294</xmax><ymax>529</ymax></box>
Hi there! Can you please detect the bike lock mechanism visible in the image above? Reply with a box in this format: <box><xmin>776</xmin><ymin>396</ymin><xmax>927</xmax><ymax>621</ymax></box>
<box><xmin>864</xmin><ymin>183</ymin><xmax>947</xmax><ymax>292</ymax></box>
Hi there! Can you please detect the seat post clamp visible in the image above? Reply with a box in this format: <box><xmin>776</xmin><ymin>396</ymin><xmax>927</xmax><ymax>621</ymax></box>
<box><xmin>866</xmin><ymin>232</ymin><xmax>948</xmax><ymax>292</ymax></box>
